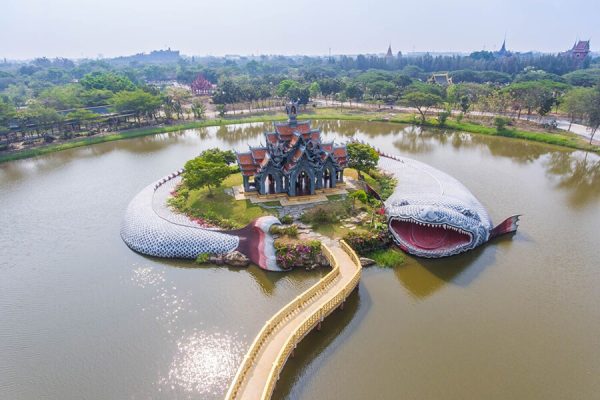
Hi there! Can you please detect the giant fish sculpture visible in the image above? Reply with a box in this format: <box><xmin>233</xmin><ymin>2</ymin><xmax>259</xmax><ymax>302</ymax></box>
<box><xmin>377</xmin><ymin>154</ymin><xmax>519</xmax><ymax>258</ymax></box>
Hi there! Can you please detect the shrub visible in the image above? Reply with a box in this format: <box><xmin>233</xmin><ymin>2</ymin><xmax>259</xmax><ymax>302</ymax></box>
<box><xmin>494</xmin><ymin>116</ymin><xmax>511</xmax><ymax>132</ymax></box>
<box><xmin>344</xmin><ymin>230</ymin><xmax>391</xmax><ymax>255</ymax></box>
<box><xmin>300</xmin><ymin>201</ymin><xmax>351</xmax><ymax>225</ymax></box>
<box><xmin>437</xmin><ymin>110</ymin><xmax>451</xmax><ymax>126</ymax></box>
<box><xmin>195</xmin><ymin>253</ymin><xmax>210</xmax><ymax>264</ymax></box>
<box><xmin>274</xmin><ymin>240</ymin><xmax>321</xmax><ymax>270</ymax></box>
<box><xmin>270</xmin><ymin>224</ymin><xmax>298</xmax><ymax>238</ymax></box>
<box><xmin>279</xmin><ymin>214</ymin><xmax>294</xmax><ymax>224</ymax></box>
<box><xmin>367</xmin><ymin>169</ymin><xmax>397</xmax><ymax>201</ymax></box>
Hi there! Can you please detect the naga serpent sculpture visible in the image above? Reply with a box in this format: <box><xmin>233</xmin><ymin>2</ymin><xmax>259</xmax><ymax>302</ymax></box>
<box><xmin>121</xmin><ymin>153</ymin><xmax>519</xmax><ymax>266</ymax></box>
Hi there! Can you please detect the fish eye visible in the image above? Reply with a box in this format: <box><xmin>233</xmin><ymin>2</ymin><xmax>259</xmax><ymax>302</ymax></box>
<box><xmin>459</xmin><ymin>208</ymin><xmax>478</xmax><ymax>220</ymax></box>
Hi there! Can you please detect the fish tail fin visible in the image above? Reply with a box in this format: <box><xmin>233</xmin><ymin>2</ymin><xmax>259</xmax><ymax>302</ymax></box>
<box><xmin>227</xmin><ymin>216</ymin><xmax>283</xmax><ymax>271</ymax></box>
<box><xmin>490</xmin><ymin>215</ymin><xmax>520</xmax><ymax>239</ymax></box>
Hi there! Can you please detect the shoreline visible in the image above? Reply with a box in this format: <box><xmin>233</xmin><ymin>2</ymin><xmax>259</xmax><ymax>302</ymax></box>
<box><xmin>1</xmin><ymin>109</ymin><xmax>598</xmax><ymax>164</ymax></box>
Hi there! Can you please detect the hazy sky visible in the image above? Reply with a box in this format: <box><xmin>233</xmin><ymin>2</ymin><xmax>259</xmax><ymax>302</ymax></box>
<box><xmin>1</xmin><ymin>0</ymin><xmax>597</xmax><ymax>59</ymax></box>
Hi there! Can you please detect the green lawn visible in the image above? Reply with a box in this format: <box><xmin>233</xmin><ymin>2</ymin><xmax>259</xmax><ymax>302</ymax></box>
<box><xmin>184</xmin><ymin>173</ymin><xmax>274</xmax><ymax>227</ymax></box>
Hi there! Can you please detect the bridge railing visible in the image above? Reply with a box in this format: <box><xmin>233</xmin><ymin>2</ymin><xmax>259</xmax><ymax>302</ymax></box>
<box><xmin>224</xmin><ymin>244</ymin><xmax>343</xmax><ymax>400</ymax></box>
<box><xmin>259</xmin><ymin>241</ymin><xmax>362</xmax><ymax>400</ymax></box>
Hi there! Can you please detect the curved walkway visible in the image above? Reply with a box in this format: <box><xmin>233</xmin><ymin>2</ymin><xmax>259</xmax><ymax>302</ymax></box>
<box><xmin>225</xmin><ymin>241</ymin><xmax>362</xmax><ymax>400</ymax></box>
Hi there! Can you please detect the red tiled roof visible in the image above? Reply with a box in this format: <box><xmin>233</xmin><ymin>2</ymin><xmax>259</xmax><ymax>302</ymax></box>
<box><xmin>259</xmin><ymin>153</ymin><xmax>271</xmax><ymax>168</ymax></box>
<box><xmin>291</xmin><ymin>147</ymin><xmax>304</xmax><ymax>163</ymax></box>
<box><xmin>265</xmin><ymin>133</ymin><xmax>278</xmax><ymax>144</ymax></box>
<box><xmin>251</xmin><ymin>148</ymin><xmax>267</xmax><ymax>161</ymax></box>
<box><xmin>236</xmin><ymin>119</ymin><xmax>347</xmax><ymax>178</ymax></box>
<box><xmin>237</xmin><ymin>153</ymin><xmax>255</xmax><ymax>165</ymax></box>
<box><xmin>333</xmin><ymin>147</ymin><xmax>348</xmax><ymax>166</ymax></box>
<box><xmin>296</xmin><ymin>122</ymin><xmax>311</xmax><ymax>133</ymax></box>
<box><xmin>333</xmin><ymin>147</ymin><xmax>347</xmax><ymax>157</ymax></box>
<box><xmin>275</xmin><ymin>121</ymin><xmax>311</xmax><ymax>138</ymax></box>
<box><xmin>289</xmin><ymin>134</ymin><xmax>300</xmax><ymax>147</ymax></box>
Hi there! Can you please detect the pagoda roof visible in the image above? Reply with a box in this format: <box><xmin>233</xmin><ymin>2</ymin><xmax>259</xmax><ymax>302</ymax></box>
<box><xmin>573</xmin><ymin>40</ymin><xmax>590</xmax><ymax>51</ymax></box>
<box><xmin>235</xmin><ymin>117</ymin><xmax>346</xmax><ymax>179</ymax></box>
<box><xmin>274</xmin><ymin>121</ymin><xmax>311</xmax><ymax>137</ymax></box>
<box><xmin>333</xmin><ymin>146</ymin><xmax>348</xmax><ymax>167</ymax></box>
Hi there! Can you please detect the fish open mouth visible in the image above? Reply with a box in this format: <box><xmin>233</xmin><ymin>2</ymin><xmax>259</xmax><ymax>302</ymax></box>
<box><xmin>390</xmin><ymin>217</ymin><xmax>473</xmax><ymax>254</ymax></box>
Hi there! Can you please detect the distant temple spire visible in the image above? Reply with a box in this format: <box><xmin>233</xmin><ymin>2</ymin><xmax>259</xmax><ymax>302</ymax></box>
<box><xmin>385</xmin><ymin>44</ymin><xmax>394</xmax><ymax>65</ymax></box>
<box><xmin>495</xmin><ymin>37</ymin><xmax>510</xmax><ymax>58</ymax></box>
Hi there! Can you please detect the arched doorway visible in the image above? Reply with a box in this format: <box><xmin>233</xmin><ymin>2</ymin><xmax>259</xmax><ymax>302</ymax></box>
<box><xmin>295</xmin><ymin>170</ymin><xmax>312</xmax><ymax>196</ymax></box>
<box><xmin>323</xmin><ymin>167</ymin><xmax>335</xmax><ymax>188</ymax></box>
<box><xmin>266</xmin><ymin>174</ymin><xmax>276</xmax><ymax>194</ymax></box>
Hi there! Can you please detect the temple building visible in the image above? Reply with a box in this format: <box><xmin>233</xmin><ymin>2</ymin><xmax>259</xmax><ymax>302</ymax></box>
<box><xmin>564</xmin><ymin>40</ymin><xmax>591</xmax><ymax>62</ymax></box>
<box><xmin>236</xmin><ymin>103</ymin><xmax>347</xmax><ymax>196</ymax></box>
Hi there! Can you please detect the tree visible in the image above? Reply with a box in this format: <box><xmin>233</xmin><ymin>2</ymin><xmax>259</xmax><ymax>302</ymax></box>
<box><xmin>585</xmin><ymin>83</ymin><xmax>600</xmax><ymax>144</ymax></box>
<box><xmin>276</xmin><ymin>79</ymin><xmax>310</xmax><ymax>104</ymax></box>
<box><xmin>349</xmin><ymin>189</ymin><xmax>368</xmax><ymax>211</ymax></box>
<box><xmin>80</xmin><ymin>89</ymin><xmax>114</xmax><ymax>107</ymax></box>
<box><xmin>38</xmin><ymin>84</ymin><xmax>83</xmax><ymax>110</ymax></box>
<box><xmin>347</xmin><ymin>142</ymin><xmax>380</xmax><ymax>178</ymax></box>
<box><xmin>494</xmin><ymin>116</ymin><xmax>511</xmax><ymax>132</ymax></box>
<box><xmin>165</xmin><ymin>87</ymin><xmax>191</xmax><ymax>119</ymax></box>
<box><xmin>401</xmin><ymin>91</ymin><xmax>442</xmax><ymax>123</ymax></box>
<box><xmin>80</xmin><ymin>72</ymin><xmax>135</xmax><ymax>92</ymax></box>
<box><xmin>309</xmin><ymin>82</ymin><xmax>321</xmax><ymax>99</ymax></box>
<box><xmin>0</xmin><ymin>98</ymin><xmax>16</xmax><ymax>127</ymax></box>
<box><xmin>216</xmin><ymin>104</ymin><xmax>226</xmax><ymax>118</ymax></box>
<box><xmin>190</xmin><ymin>99</ymin><xmax>206</xmax><ymax>120</ymax></box>
<box><xmin>183</xmin><ymin>149</ymin><xmax>236</xmax><ymax>196</ymax></box>
<box><xmin>110</xmin><ymin>89</ymin><xmax>161</xmax><ymax>123</ymax></box>
<box><xmin>65</xmin><ymin>108</ymin><xmax>99</xmax><ymax>121</ymax></box>
<box><xmin>344</xmin><ymin>83</ymin><xmax>363</xmax><ymax>106</ymax></box>
<box><xmin>200</xmin><ymin>148</ymin><xmax>236</xmax><ymax>164</ymax></box>
<box><xmin>562</xmin><ymin>88</ymin><xmax>594</xmax><ymax>131</ymax></box>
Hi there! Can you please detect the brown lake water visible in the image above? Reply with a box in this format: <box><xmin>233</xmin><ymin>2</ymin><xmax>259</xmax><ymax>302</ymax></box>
<box><xmin>1</xmin><ymin>121</ymin><xmax>599</xmax><ymax>399</ymax></box>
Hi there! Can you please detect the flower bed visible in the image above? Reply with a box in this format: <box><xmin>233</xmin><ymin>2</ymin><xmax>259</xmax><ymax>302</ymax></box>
<box><xmin>274</xmin><ymin>240</ymin><xmax>323</xmax><ymax>270</ymax></box>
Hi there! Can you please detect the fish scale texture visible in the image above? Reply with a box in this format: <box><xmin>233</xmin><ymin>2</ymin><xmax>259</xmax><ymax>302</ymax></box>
<box><xmin>377</xmin><ymin>154</ymin><xmax>494</xmax><ymax>257</ymax></box>
<box><xmin>120</xmin><ymin>179</ymin><xmax>239</xmax><ymax>258</ymax></box>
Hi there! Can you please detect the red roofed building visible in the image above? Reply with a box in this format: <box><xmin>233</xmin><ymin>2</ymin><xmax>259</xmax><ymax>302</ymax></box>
<box><xmin>561</xmin><ymin>40</ymin><xmax>591</xmax><ymax>64</ymax></box>
<box><xmin>191</xmin><ymin>74</ymin><xmax>216</xmax><ymax>95</ymax></box>
<box><xmin>236</xmin><ymin>102</ymin><xmax>347</xmax><ymax>196</ymax></box>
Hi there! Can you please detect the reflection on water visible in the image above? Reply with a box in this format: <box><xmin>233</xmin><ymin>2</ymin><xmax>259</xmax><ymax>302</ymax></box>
<box><xmin>545</xmin><ymin>152</ymin><xmax>600</xmax><ymax>208</ymax></box>
<box><xmin>130</xmin><ymin>264</ymin><xmax>191</xmax><ymax>333</ymax></box>
<box><xmin>215</xmin><ymin>122</ymin><xmax>270</xmax><ymax>145</ymax></box>
<box><xmin>393</xmin><ymin>126</ymin><xmax>434</xmax><ymax>154</ymax></box>
<box><xmin>160</xmin><ymin>329</ymin><xmax>245</xmax><ymax>397</ymax></box>
<box><xmin>393</xmin><ymin>242</ymin><xmax>502</xmax><ymax>299</ymax></box>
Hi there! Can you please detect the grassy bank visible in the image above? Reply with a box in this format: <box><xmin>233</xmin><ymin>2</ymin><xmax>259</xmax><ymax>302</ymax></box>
<box><xmin>0</xmin><ymin>115</ymin><xmax>289</xmax><ymax>164</ymax></box>
<box><xmin>2</xmin><ymin>108</ymin><xmax>598</xmax><ymax>163</ymax></box>
<box><xmin>169</xmin><ymin>173</ymin><xmax>274</xmax><ymax>229</ymax></box>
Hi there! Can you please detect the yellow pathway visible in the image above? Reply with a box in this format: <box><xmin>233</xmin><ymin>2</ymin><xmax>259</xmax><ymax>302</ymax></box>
<box><xmin>225</xmin><ymin>241</ymin><xmax>362</xmax><ymax>400</ymax></box>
